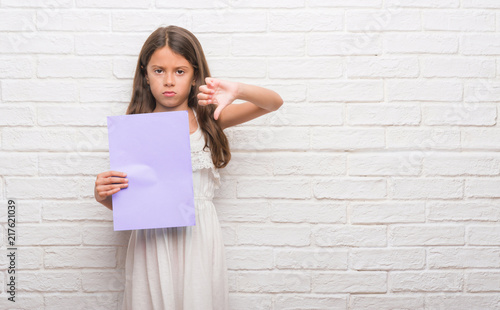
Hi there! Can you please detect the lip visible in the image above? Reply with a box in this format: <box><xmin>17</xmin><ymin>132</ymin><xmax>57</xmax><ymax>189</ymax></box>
<box><xmin>163</xmin><ymin>91</ymin><xmax>176</xmax><ymax>97</ymax></box>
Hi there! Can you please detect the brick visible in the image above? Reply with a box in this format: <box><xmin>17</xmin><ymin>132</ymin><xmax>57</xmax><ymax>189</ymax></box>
<box><xmin>6</xmin><ymin>177</ymin><xmax>86</xmax><ymax>199</ymax></box>
<box><xmin>390</xmin><ymin>271</ymin><xmax>463</xmax><ymax>292</ymax></box>
<box><xmin>269</xmin><ymin>57</ymin><xmax>342</xmax><ymax>79</ymax></box>
<box><xmin>465</xmin><ymin>178</ymin><xmax>500</xmax><ymax>198</ymax></box>
<box><xmin>385</xmin><ymin>34</ymin><xmax>458</xmax><ymax>54</ymax></box>
<box><xmin>39</xmin><ymin>153</ymin><xmax>109</xmax><ymax>176</ymax></box>
<box><xmin>389</xmin><ymin>224</ymin><xmax>464</xmax><ymax>246</ymax></box>
<box><xmin>312</xmin><ymin>271</ymin><xmax>386</xmax><ymax>293</ymax></box>
<box><xmin>156</xmin><ymin>0</ymin><xmax>229</xmax><ymax>8</ymax></box>
<box><xmin>346</xmin><ymin>56</ymin><xmax>419</xmax><ymax>78</ymax></box>
<box><xmin>44</xmin><ymin>246</ymin><xmax>116</xmax><ymax>268</ymax></box>
<box><xmin>112</xmin><ymin>11</ymin><xmax>188</xmax><ymax>32</ymax></box>
<box><xmin>309</xmin><ymin>0</ymin><xmax>381</xmax><ymax>7</ymax></box>
<box><xmin>463</xmin><ymin>0</ymin><xmax>500</xmax><ymax>8</ymax></box>
<box><xmin>42</xmin><ymin>200</ymin><xmax>113</xmax><ymax>222</ymax></box>
<box><xmin>209</xmin><ymin>58</ymin><xmax>266</xmax><ymax>78</ymax></box>
<box><xmin>462</xmin><ymin>129</ymin><xmax>500</xmax><ymax>150</ymax></box>
<box><xmin>273</xmin><ymin>152</ymin><xmax>345</xmax><ymax>175</ymax></box>
<box><xmin>349</xmin><ymin>152</ymin><xmax>421</xmax><ymax>176</ymax></box>
<box><xmin>232</xmin><ymin>34</ymin><xmax>304</xmax><ymax>57</ymax></box>
<box><xmin>467</xmin><ymin>272</ymin><xmax>500</xmax><ymax>292</ymax></box>
<box><xmin>308</xmin><ymin>33</ymin><xmax>382</xmax><ymax>56</ymax></box>
<box><xmin>313</xmin><ymin>178</ymin><xmax>386</xmax><ymax>199</ymax></box>
<box><xmin>422</xmin><ymin>103</ymin><xmax>497</xmax><ymax>125</ymax></box>
<box><xmin>263</xmin><ymin>104</ymin><xmax>343</xmax><ymax>127</ymax></box>
<box><xmin>237</xmin><ymin>224</ymin><xmax>310</xmax><ymax>246</ymax></box>
<box><xmin>424</xmin><ymin>10</ymin><xmax>495</xmax><ymax>31</ymax></box>
<box><xmin>16</xmin><ymin>224</ymin><xmax>81</xmax><ymax>246</ymax></box>
<box><xmin>311</xmin><ymin>128</ymin><xmax>385</xmax><ymax>150</ymax></box>
<box><xmin>309</xmin><ymin>81</ymin><xmax>383</xmax><ymax>102</ymax></box>
<box><xmin>0</xmin><ymin>33</ymin><xmax>73</xmax><ymax>54</ymax></box>
<box><xmin>387</xmin><ymin>79</ymin><xmax>462</xmax><ymax>101</ymax></box>
<box><xmin>2</xmin><ymin>128</ymin><xmax>108</xmax><ymax>151</ymax></box>
<box><xmin>468</xmin><ymin>225</ymin><xmax>500</xmax><ymax>245</ymax></box>
<box><xmin>386</xmin><ymin>128</ymin><xmax>461</xmax><ymax>149</ymax></box>
<box><xmin>2</xmin><ymin>80</ymin><xmax>77</xmax><ymax>102</ymax></box>
<box><xmin>75</xmin><ymin>34</ymin><xmax>146</xmax><ymax>56</ymax></box>
<box><xmin>38</xmin><ymin>104</ymin><xmax>122</xmax><ymax>127</ymax></box>
<box><xmin>0</xmin><ymin>10</ymin><xmax>36</xmax><ymax>31</ymax></box>
<box><xmin>463</xmin><ymin>34</ymin><xmax>500</xmax><ymax>55</ymax></box>
<box><xmin>426</xmin><ymin>294</ymin><xmax>500</xmax><ymax>309</ymax></box>
<box><xmin>76</xmin><ymin>0</ymin><xmax>150</xmax><ymax>8</ymax></box>
<box><xmin>192</xmin><ymin>11</ymin><xmax>267</xmax><ymax>33</ymax></box>
<box><xmin>223</xmin><ymin>152</ymin><xmax>273</xmax><ymax>176</ymax></box>
<box><xmin>82</xmin><ymin>270</ymin><xmax>124</xmax><ymax>292</ymax></box>
<box><xmin>274</xmin><ymin>248</ymin><xmax>348</xmax><ymax>270</ymax></box>
<box><xmin>237</xmin><ymin>178</ymin><xmax>310</xmax><ymax>199</ymax></box>
<box><xmin>20</xmin><ymin>271</ymin><xmax>80</xmax><ymax>292</ymax></box>
<box><xmin>422</xmin><ymin>57</ymin><xmax>495</xmax><ymax>78</ymax></box>
<box><xmin>385</xmin><ymin>0</ymin><xmax>459</xmax><ymax>7</ymax></box>
<box><xmin>2</xmin><ymin>0</ymin><xmax>73</xmax><ymax>7</ymax></box>
<box><xmin>83</xmin><ymin>224</ymin><xmax>130</xmax><ymax>246</ymax></box>
<box><xmin>216</xmin><ymin>200</ymin><xmax>269</xmax><ymax>223</ymax></box>
<box><xmin>0</xmin><ymin>247</ymin><xmax>42</xmax><ymax>270</ymax></box>
<box><xmin>346</xmin><ymin>10</ymin><xmax>420</xmax><ymax>31</ymax></box>
<box><xmin>269</xmin><ymin>10</ymin><xmax>343</xmax><ymax>31</ymax></box>
<box><xmin>0</xmin><ymin>105</ymin><xmax>35</xmax><ymax>126</ymax></box>
<box><xmin>233</xmin><ymin>0</ymin><xmax>304</xmax><ymax>8</ymax></box>
<box><xmin>227</xmin><ymin>127</ymin><xmax>309</xmax><ymax>151</ymax></box>
<box><xmin>465</xmin><ymin>81</ymin><xmax>500</xmax><ymax>102</ymax></box>
<box><xmin>44</xmin><ymin>293</ymin><xmax>122</xmax><ymax>309</ymax></box>
<box><xmin>350</xmin><ymin>295</ymin><xmax>424</xmax><ymax>310</ymax></box>
<box><xmin>0</xmin><ymin>293</ymin><xmax>43</xmax><ymax>309</ymax></box>
<box><xmin>350</xmin><ymin>201</ymin><xmax>425</xmax><ymax>224</ymax></box>
<box><xmin>0</xmin><ymin>56</ymin><xmax>34</xmax><ymax>78</ymax></box>
<box><xmin>271</xmin><ymin>201</ymin><xmax>346</xmax><ymax>224</ymax></box>
<box><xmin>237</xmin><ymin>271</ymin><xmax>310</xmax><ymax>293</ymax></box>
<box><xmin>348</xmin><ymin>103</ymin><xmax>420</xmax><ymax>125</ymax></box>
<box><xmin>424</xmin><ymin>152</ymin><xmax>500</xmax><ymax>176</ymax></box>
<box><xmin>0</xmin><ymin>153</ymin><xmax>37</xmax><ymax>175</ymax></box>
<box><xmin>274</xmin><ymin>294</ymin><xmax>346</xmax><ymax>310</ymax></box>
<box><xmin>225</xmin><ymin>246</ymin><xmax>273</xmax><ymax>270</ymax></box>
<box><xmin>38</xmin><ymin>57</ymin><xmax>112</xmax><ymax>78</ymax></box>
<box><xmin>80</xmin><ymin>81</ymin><xmax>132</xmax><ymax>103</ymax></box>
<box><xmin>428</xmin><ymin>247</ymin><xmax>500</xmax><ymax>268</ymax></box>
<box><xmin>312</xmin><ymin>225</ymin><xmax>386</xmax><ymax>247</ymax></box>
<box><xmin>0</xmin><ymin>200</ymin><xmax>41</xmax><ymax>223</ymax></box>
<box><xmin>37</xmin><ymin>10</ymin><xmax>110</xmax><ymax>31</ymax></box>
<box><xmin>113</xmin><ymin>56</ymin><xmax>138</xmax><ymax>79</ymax></box>
<box><xmin>228</xmin><ymin>293</ymin><xmax>273</xmax><ymax>310</ymax></box>
<box><xmin>427</xmin><ymin>200</ymin><xmax>500</xmax><ymax>222</ymax></box>
<box><xmin>197</xmin><ymin>34</ymin><xmax>231</xmax><ymax>57</ymax></box>
<box><xmin>351</xmin><ymin>248</ymin><xmax>425</xmax><ymax>270</ymax></box>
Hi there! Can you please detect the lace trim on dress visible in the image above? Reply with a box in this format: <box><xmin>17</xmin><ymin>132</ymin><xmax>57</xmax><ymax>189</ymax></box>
<box><xmin>191</xmin><ymin>149</ymin><xmax>221</xmax><ymax>189</ymax></box>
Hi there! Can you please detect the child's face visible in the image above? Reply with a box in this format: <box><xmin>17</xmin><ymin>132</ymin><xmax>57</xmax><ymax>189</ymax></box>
<box><xmin>146</xmin><ymin>46</ymin><xmax>195</xmax><ymax>113</ymax></box>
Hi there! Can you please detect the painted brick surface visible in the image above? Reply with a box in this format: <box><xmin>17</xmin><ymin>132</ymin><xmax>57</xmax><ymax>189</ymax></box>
<box><xmin>1</xmin><ymin>0</ymin><xmax>499</xmax><ymax>309</ymax></box>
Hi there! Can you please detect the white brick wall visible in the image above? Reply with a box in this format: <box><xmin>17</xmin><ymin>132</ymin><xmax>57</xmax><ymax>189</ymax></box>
<box><xmin>0</xmin><ymin>1</ymin><xmax>499</xmax><ymax>309</ymax></box>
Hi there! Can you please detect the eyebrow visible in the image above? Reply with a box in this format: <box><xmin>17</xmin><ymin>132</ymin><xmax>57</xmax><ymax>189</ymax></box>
<box><xmin>150</xmin><ymin>64</ymin><xmax>190</xmax><ymax>70</ymax></box>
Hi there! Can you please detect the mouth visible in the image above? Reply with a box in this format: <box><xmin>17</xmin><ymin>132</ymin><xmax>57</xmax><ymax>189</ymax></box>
<box><xmin>163</xmin><ymin>91</ymin><xmax>176</xmax><ymax>97</ymax></box>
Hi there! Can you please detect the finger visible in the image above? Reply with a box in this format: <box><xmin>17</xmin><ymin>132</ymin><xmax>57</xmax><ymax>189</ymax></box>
<box><xmin>197</xmin><ymin>93</ymin><xmax>212</xmax><ymax>100</ymax></box>
<box><xmin>98</xmin><ymin>183</ymin><xmax>128</xmax><ymax>196</ymax></box>
<box><xmin>198</xmin><ymin>85</ymin><xmax>214</xmax><ymax>94</ymax></box>
<box><xmin>98</xmin><ymin>170</ymin><xmax>127</xmax><ymax>179</ymax></box>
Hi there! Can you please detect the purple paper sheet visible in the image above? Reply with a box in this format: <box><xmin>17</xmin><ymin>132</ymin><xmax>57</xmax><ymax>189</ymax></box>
<box><xmin>106</xmin><ymin>111</ymin><xmax>195</xmax><ymax>231</ymax></box>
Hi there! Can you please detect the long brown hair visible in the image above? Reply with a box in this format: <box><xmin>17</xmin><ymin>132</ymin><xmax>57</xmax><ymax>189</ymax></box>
<box><xmin>126</xmin><ymin>26</ymin><xmax>230</xmax><ymax>168</ymax></box>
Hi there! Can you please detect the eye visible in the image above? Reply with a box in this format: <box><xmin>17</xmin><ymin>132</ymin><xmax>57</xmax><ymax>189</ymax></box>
<box><xmin>154</xmin><ymin>69</ymin><xmax>163</xmax><ymax>74</ymax></box>
<box><xmin>176</xmin><ymin>69</ymin><xmax>185</xmax><ymax>75</ymax></box>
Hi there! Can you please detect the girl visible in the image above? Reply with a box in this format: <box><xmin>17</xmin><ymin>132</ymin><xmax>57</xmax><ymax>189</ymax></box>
<box><xmin>94</xmin><ymin>25</ymin><xmax>283</xmax><ymax>310</ymax></box>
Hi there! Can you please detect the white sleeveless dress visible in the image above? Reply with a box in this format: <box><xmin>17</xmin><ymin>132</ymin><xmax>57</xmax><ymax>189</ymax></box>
<box><xmin>121</xmin><ymin>114</ymin><xmax>229</xmax><ymax>310</ymax></box>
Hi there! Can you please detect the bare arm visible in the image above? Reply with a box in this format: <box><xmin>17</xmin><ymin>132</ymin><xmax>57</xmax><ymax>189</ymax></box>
<box><xmin>197</xmin><ymin>78</ymin><xmax>284</xmax><ymax>129</ymax></box>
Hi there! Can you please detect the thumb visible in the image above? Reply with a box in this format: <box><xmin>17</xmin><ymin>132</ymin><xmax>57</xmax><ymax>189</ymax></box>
<box><xmin>214</xmin><ymin>105</ymin><xmax>224</xmax><ymax>120</ymax></box>
<box><xmin>205</xmin><ymin>77</ymin><xmax>214</xmax><ymax>86</ymax></box>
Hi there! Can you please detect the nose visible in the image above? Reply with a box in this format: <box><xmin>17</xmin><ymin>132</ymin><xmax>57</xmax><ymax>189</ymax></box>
<box><xmin>164</xmin><ymin>72</ymin><xmax>175</xmax><ymax>86</ymax></box>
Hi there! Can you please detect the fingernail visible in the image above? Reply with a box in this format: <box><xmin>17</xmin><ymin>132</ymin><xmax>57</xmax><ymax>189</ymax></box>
<box><xmin>124</xmin><ymin>178</ymin><xmax>128</xmax><ymax>181</ymax></box>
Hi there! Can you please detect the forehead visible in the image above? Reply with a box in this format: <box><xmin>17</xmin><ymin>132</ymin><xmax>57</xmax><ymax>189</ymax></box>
<box><xmin>148</xmin><ymin>46</ymin><xmax>192</xmax><ymax>68</ymax></box>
